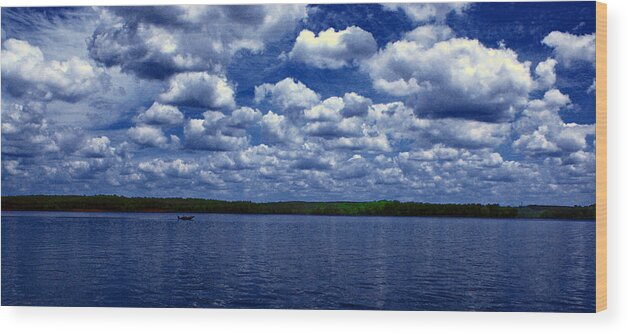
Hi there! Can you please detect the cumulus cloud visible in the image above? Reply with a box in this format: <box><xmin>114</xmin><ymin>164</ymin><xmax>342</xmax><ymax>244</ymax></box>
<box><xmin>231</xmin><ymin>144</ymin><xmax>281</xmax><ymax>170</ymax></box>
<box><xmin>184</xmin><ymin>110</ymin><xmax>257</xmax><ymax>151</ymax></box>
<box><xmin>364</xmin><ymin>38</ymin><xmax>533</xmax><ymax>122</ymax></box>
<box><xmin>128</xmin><ymin>124</ymin><xmax>176</xmax><ymax>148</ymax></box>
<box><xmin>542</xmin><ymin>31</ymin><xmax>595</xmax><ymax>67</ymax></box>
<box><xmin>2</xmin><ymin>38</ymin><xmax>106</xmax><ymax>102</ymax></box>
<box><xmin>399</xmin><ymin>144</ymin><xmax>462</xmax><ymax>162</ymax></box>
<box><xmin>554</xmin><ymin>124</ymin><xmax>595</xmax><ymax>152</ymax></box>
<box><xmin>138</xmin><ymin>158</ymin><xmax>199</xmax><ymax>178</ymax></box>
<box><xmin>398</xmin><ymin>147</ymin><xmax>539</xmax><ymax>190</ymax></box>
<box><xmin>306</xmin><ymin>118</ymin><xmax>364</xmax><ymax>138</ymax></box>
<box><xmin>365</xmin><ymin>101</ymin><xmax>508</xmax><ymax>149</ymax></box>
<box><xmin>513</xmin><ymin>125</ymin><xmax>560</xmax><ymax>155</ymax></box>
<box><xmin>293</xmin><ymin>156</ymin><xmax>334</xmax><ymax>171</ymax></box>
<box><xmin>87</xmin><ymin>5</ymin><xmax>308</xmax><ymax>79</ymax></box>
<box><xmin>199</xmin><ymin>169</ymin><xmax>227</xmax><ymax>188</ymax></box>
<box><xmin>304</xmin><ymin>97</ymin><xmax>344</xmax><ymax>122</ymax></box>
<box><xmin>1</xmin><ymin>102</ymin><xmax>60</xmax><ymax>157</ymax></box>
<box><xmin>79</xmin><ymin>136</ymin><xmax>116</xmax><ymax>158</ymax></box>
<box><xmin>159</xmin><ymin>72</ymin><xmax>235</xmax><ymax>109</ymax></box>
<box><xmin>327</xmin><ymin>133</ymin><xmax>392</xmax><ymax>152</ymax></box>
<box><xmin>421</xmin><ymin>118</ymin><xmax>511</xmax><ymax>149</ymax></box>
<box><xmin>514</xmin><ymin>89</ymin><xmax>570</xmax><ymax>134</ymax></box>
<box><xmin>328</xmin><ymin>155</ymin><xmax>367</xmax><ymax>180</ymax></box>
<box><xmin>260</xmin><ymin>111</ymin><xmax>303</xmax><ymax>145</ymax></box>
<box><xmin>341</xmin><ymin>92</ymin><xmax>372</xmax><ymax>117</ymax></box>
<box><xmin>534</xmin><ymin>58</ymin><xmax>557</xmax><ymax>90</ymax></box>
<box><xmin>302</xmin><ymin>92</ymin><xmax>372</xmax><ymax>122</ymax></box>
<box><xmin>135</xmin><ymin>102</ymin><xmax>184</xmax><ymax>126</ymax></box>
<box><xmin>229</xmin><ymin>107</ymin><xmax>262</xmax><ymax>128</ymax></box>
<box><xmin>559</xmin><ymin>150</ymin><xmax>595</xmax><ymax>177</ymax></box>
<box><xmin>288</xmin><ymin>26</ymin><xmax>378</xmax><ymax>69</ymax></box>
<box><xmin>513</xmin><ymin>89</ymin><xmax>594</xmax><ymax>156</ymax></box>
<box><xmin>254</xmin><ymin>78</ymin><xmax>320</xmax><ymax>113</ymax></box>
<box><xmin>3</xmin><ymin>160</ymin><xmax>25</xmax><ymax>176</ymax></box>
<box><xmin>382</xmin><ymin>2</ymin><xmax>469</xmax><ymax>23</ymax></box>
<box><xmin>62</xmin><ymin>159</ymin><xmax>113</xmax><ymax>179</ymax></box>
<box><xmin>403</xmin><ymin>24</ymin><xmax>454</xmax><ymax>48</ymax></box>
<box><xmin>303</xmin><ymin>95</ymin><xmax>370</xmax><ymax>138</ymax></box>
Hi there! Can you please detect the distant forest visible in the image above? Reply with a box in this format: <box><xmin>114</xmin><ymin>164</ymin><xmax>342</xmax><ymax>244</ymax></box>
<box><xmin>1</xmin><ymin>195</ymin><xmax>595</xmax><ymax>220</ymax></box>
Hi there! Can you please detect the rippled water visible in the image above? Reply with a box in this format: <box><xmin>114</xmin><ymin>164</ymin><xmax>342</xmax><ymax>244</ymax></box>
<box><xmin>1</xmin><ymin>211</ymin><xmax>595</xmax><ymax>311</ymax></box>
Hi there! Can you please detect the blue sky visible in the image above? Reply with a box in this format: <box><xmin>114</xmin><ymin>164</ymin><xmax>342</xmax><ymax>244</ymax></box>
<box><xmin>1</xmin><ymin>2</ymin><xmax>597</xmax><ymax>205</ymax></box>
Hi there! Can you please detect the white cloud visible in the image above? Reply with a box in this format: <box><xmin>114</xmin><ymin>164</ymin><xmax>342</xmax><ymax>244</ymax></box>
<box><xmin>254</xmin><ymin>78</ymin><xmax>320</xmax><ymax>113</ymax></box>
<box><xmin>515</xmin><ymin>89</ymin><xmax>571</xmax><ymax>134</ymax></box>
<box><xmin>260</xmin><ymin>111</ymin><xmax>303</xmax><ymax>145</ymax></box>
<box><xmin>303</xmin><ymin>93</ymin><xmax>372</xmax><ymax>121</ymax></box>
<box><xmin>79</xmin><ymin>136</ymin><xmax>116</xmax><ymax>158</ymax></box>
<box><xmin>3</xmin><ymin>160</ymin><xmax>26</xmax><ymax>176</ymax></box>
<box><xmin>306</xmin><ymin>118</ymin><xmax>364</xmax><ymax>138</ymax></box>
<box><xmin>422</xmin><ymin>118</ymin><xmax>511</xmax><ymax>149</ymax></box>
<box><xmin>364</xmin><ymin>38</ymin><xmax>533</xmax><ymax>122</ymax></box>
<box><xmin>561</xmin><ymin>150</ymin><xmax>595</xmax><ymax>176</ymax></box>
<box><xmin>513</xmin><ymin>89</ymin><xmax>594</xmax><ymax>156</ymax></box>
<box><xmin>403</xmin><ymin>24</ymin><xmax>454</xmax><ymax>48</ymax></box>
<box><xmin>364</xmin><ymin>100</ymin><xmax>508</xmax><ymax>149</ymax></box>
<box><xmin>341</xmin><ymin>92</ymin><xmax>372</xmax><ymax>117</ymax></box>
<box><xmin>88</xmin><ymin>5</ymin><xmax>308</xmax><ymax>79</ymax></box>
<box><xmin>542</xmin><ymin>31</ymin><xmax>595</xmax><ymax>67</ymax></box>
<box><xmin>62</xmin><ymin>159</ymin><xmax>112</xmax><ymax>179</ymax></box>
<box><xmin>400</xmin><ymin>144</ymin><xmax>461</xmax><ymax>162</ymax></box>
<box><xmin>232</xmin><ymin>145</ymin><xmax>280</xmax><ymax>169</ymax></box>
<box><xmin>2</xmin><ymin>38</ymin><xmax>105</xmax><ymax>102</ymax></box>
<box><xmin>1</xmin><ymin>102</ymin><xmax>61</xmax><ymax>156</ymax></box>
<box><xmin>513</xmin><ymin>125</ymin><xmax>560</xmax><ymax>155</ymax></box>
<box><xmin>128</xmin><ymin>124</ymin><xmax>171</xmax><ymax>148</ymax></box>
<box><xmin>303</xmin><ymin>97</ymin><xmax>365</xmax><ymax>138</ymax></box>
<box><xmin>184</xmin><ymin>111</ymin><xmax>251</xmax><ymax>151</ymax></box>
<box><xmin>229</xmin><ymin>107</ymin><xmax>262</xmax><ymax>128</ymax></box>
<box><xmin>138</xmin><ymin>158</ymin><xmax>199</xmax><ymax>178</ymax></box>
<box><xmin>292</xmin><ymin>155</ymin><xmax>334</xmax><ymax>171</ymax></box>
<box><xmin>332</xmin><ymin>154</ymin><xmax>370</xmax><ymax>180</ymax></box>
<box><xmin>328</xmin><ymin>133</ymin><xmax>392</xmax><ymax>152</ymax></box>
<box><xmin>199</xmin><ymin>170</ymin><xmax>227</xmax><ymax>188</ymax></box>
<box><xmin>135</xmin><ymin>102</ymin><xmax>184</xmax><ymax>126</ymax></box>
<box><xmin>288</xmin><ymin>26</ymin><xmax>377</xmax><ymax>69</ymax></box>
<box><xmin>382</xmin><ymin>3</ymin><xmax>469</xmax><ymax>23</ymax></box>
<box><xmin>159</xmin><ymin>71</ymin><xmax>235</xmax><ymax>109</ymax></box>
<box><xmin>304</xmin><ymin>97</ymin><xmax>344</xmax><ymax>121</ymax></box>
<box><xmin>555</xmin><ymin>123</ymin><xmax>595</xmax><ymax>152</ymax></box>
<box><xmin>534</xmin><ymin>58</ymin><xmax>557</xmax><ymax>90</ymax></box>
<box><xmin>373</xmin><ymin>166</ymin><xmax>405</xmax><ymax>185</ymax></box>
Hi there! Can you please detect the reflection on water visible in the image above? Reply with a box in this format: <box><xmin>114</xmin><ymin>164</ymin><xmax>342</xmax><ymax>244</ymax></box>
<box><xmin>1</xmin><ymin>211</ymin><xmax>595</xmax><ymax>311</ymax></box>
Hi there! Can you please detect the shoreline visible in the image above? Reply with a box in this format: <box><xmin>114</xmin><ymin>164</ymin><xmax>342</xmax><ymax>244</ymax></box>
<box><xmin>1</xmin><ymin>195</ymin><xmax>596</xmax><ymax>220</ymax></box>
<box><xmin>0</xmin><ymin>208</ymin><xmax>596</xmax><ymax>221</ymax></box>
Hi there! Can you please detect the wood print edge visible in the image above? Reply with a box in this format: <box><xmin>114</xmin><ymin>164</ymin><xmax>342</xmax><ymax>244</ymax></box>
<box><xmin>596</xmin><ymin>1</ymin><xmax>607</xmax><ymax>313</ymax></box>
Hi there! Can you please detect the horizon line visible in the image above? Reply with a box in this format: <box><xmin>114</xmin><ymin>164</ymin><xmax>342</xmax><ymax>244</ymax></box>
<box><xmin>0</xmin><ymin>194</ymin><xmax>596</xmax><ymax>208</ymax></box>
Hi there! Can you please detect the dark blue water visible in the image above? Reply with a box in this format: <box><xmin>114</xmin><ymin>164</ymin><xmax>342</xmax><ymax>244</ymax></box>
<box><xmin>1</xmin><ymin>212</ymin><xmax>595</xmax><ymax>311</ymax></box>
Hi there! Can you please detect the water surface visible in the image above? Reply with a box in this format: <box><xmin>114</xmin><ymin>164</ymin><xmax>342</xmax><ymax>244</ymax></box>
<box><xmin>1</xmin><ymin>212</ymin><xmax>595</xmax><ymax>311</ymax></box>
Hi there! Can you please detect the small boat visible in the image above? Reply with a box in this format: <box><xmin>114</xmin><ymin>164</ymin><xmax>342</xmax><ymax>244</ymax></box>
<box><xmin>177</xmin><ymin>215</ymin><xmax>195</xmax><ymax>221</ymax></box>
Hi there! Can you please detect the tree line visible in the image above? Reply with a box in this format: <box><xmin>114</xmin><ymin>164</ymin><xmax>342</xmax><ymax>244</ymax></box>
<box><xmin>1</xmin><ymin>195</ymin><xmax>595</xmax><ymax>220</ymax></box>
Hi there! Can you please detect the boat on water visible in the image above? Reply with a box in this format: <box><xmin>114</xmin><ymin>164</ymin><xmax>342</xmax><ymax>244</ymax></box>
<box><xmin>177</xmin><ymin>215</ymin><xmax>194</xmax><ymax>221</ymax></box>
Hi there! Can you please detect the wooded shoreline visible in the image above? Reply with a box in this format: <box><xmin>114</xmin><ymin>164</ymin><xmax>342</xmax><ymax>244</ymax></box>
<box><xmin>1</xmin><ymin>195</ymin><xmax>595</xmax><ymax>220</ymax></box>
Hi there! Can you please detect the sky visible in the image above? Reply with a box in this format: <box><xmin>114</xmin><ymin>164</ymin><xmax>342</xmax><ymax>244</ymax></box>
<box><xmin>1</xmin><ymin>2</ymin><xmax>597</xmax><ymax>205</ymax></box>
